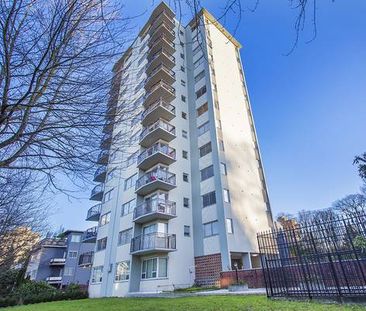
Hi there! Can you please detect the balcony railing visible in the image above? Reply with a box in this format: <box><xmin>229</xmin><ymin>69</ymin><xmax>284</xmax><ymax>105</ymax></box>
<box><xmin>130</xmin><ymin>232</ymin><xmax>176</xmax><ymax>254</ymax></box>
<box><xmin>40</xmin><ymin>238</ymin><xmax>67</xmax><ymax>248</ymax></box>
<box><xmin>100</xmin><ymin>133</ymin><xmax>112</xmax><ymax>149</ymax></box>
<box><xmin>138</xmin><ymin>142</ymin><xmax>175</xmax><ymax>165</ymax></box>
<box><xmin>78</xmin><ymin>251</ymin><xmax>94</xmax><ymax>266</ymax></box>
<box><xmin>149</xmin><ymin>34</ymin><xmax>175</xmax><ymax>54</ymax></box>
<box><xmin>146</xmin><ymin>63</ymin><xmax>175</xmax><ymax>86</ymax></box>
<box><xmin>145</xmin><ymin>80</ymin><xmax>175</xmax><ymax>100</ymax></box>
<box><xmin>46</xmin><ymin>276</ymin><xmax>62</xmax><ymax>283</ymax></box>
<box><xmin>141</xmin><ymin>99</ymin><xmax>175</xmax><ymax>125</ymax></box>
<box><xmin>90</xmin><ymin>184</ymin><xmax>104</xmax><ymax>201</ymax></box>
<box><xmin>139</xmin><ymin>119</ymin><xmax>175</xmax><ymax>147</ymax></box>
<box><xmin>133</xmin><ymin>198</ymin><xmax>176</xmax><ymax>222</ymax></box>
<box><xmin>82</xmin><ymin>226</ymin><xmax>98</xmax><ymax>242</ymax></box>
<box><xmin>93</xmin><ymin>165</ymin><xmax>107</xmax><ymax>182</ymax></box>
<box><xmin>86</xmin><ymin>203</ymin><xmax>101</xmax><ymax>221</ymax></box>
<box><xmin>147</xmin><ymin>48</ymin><xmax>175</xmax><ymax>66</ymax></box>
<box><xmin>135</xmin><ymin>168</ymin><xmax>176</xmax><ymax>191</ymax></box>
<box><xmin>149</xmin><ymin>22</ymin><xmax>175</xmax><ymax>43</ymax></box>
<box><xmin>97</xmin><ymin>150</ymin><xmax>109</xmax><ymax>164</ymax></box>
<box><xmin>150</xmin><ymin>9</ymin><xmax>175</xmax><ymax>31</ymax></box>
<box><xmin>49</xmin><ymin>258</ymin><xmax>66</xmax><ymax>265</ymax></box>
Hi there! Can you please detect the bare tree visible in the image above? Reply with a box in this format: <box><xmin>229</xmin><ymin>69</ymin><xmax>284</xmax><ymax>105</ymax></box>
<box><xmin>0</xmin><ymin>0</ymin><xmax>134</xmax><ymax>191</ymax></box>
<box><xmin>354</xmin><ymin>152</ymin><xmax>366</xmax><ymax>182</ymax></box>
<box><xmin>332</xmin><ymin>194</ymin><xmax>366</xmax><ymax>217</ymax></box>
<box><xmin>0</xmin><ymin>172</ymin><xmax>47</xmax><ymax>269</ymax></box>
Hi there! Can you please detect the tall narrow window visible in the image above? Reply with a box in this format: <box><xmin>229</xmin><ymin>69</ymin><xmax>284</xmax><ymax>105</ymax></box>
<box><xmin>223</xmin><ymin>189</ymin><xmax>231</xmax><ymax>203</ymax></box>
<box><xmin>226</xmin><ymin>218</ymin><xmax>234</xmax><ymax>234</ymax></box>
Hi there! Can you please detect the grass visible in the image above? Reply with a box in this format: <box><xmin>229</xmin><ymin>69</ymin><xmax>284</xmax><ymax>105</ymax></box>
<box><xmin>3</xmin><ymin>296</ymin><xmax>366</xmax><ymax>311</ymax></box>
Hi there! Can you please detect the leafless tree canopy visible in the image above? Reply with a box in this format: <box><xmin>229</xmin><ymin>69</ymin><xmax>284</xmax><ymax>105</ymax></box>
<box><xmin>0</xmin><ymin>0</ymin><xmax>131</xmax><ymax>189</ymax></box>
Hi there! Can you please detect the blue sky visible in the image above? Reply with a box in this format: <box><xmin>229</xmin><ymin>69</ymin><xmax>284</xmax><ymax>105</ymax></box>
<box><xmin>50</xmin><ymin>0</ymin><xmax>366</xmax><ymax>230</ymax></box>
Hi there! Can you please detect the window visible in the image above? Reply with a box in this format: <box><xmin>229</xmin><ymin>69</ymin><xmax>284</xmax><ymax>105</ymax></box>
<box><xmin>126</xmin><ymin>151</ymin><xmax>138</xmax><ymax>167</ymax></box>
<box><xmin>70</xmin><ymin>234</ymin><xmax>81</xmax><ymax>243</ymax></box>
<box><xmin>100</xmin><ymin>212</ymin><xmax>111</xmax><ymax>226</ymax></box>
<box><xmin>121</xmin><ymin>199</ymin><xmax>136</xmax><ymax>216</ymax></box>
<box><xmin>197</xmin><ymin>121</ymin><xmax>209</xmax><ymax>136</ymax></box>
<box><xmin>183</xmin><ymin>197</ymin><xmax>190</xmax><ymax>208</ymax></box>
<box><xmin>194</xmin><ymin>55</ymin><xmax>204</xmax><ymax>69</ymax></box>
<box><xmin>220</xmin><ymin>163</ymin><xmax>227</xmax><ymax>175</ymax></box>
<box><xmin>223</xmin><ymin>189</ymin><xmax>231</xmax><ymax>203</ymax></box>
<box><xmin>141</xmin><ymin>257</ymin><xmax>167</xmax><ymax>279</ymax></box>
<box><xmin>118</xmin><ymin>228</ymin><xmax>132</xmax><ymax>245</ymax></box>
<box><xmin>203</xmin><ymin>221</ymin><xmax>218</xmax><ymax>237</ymax></box>
<box><xmin>180</xmin><ymin>53</ymin><xmax>184</xmax><ymax>59</ymax></box>
<box><xmin>202</xmin><ymin>191</ymin><xmax>216</xmax><ymax>207</ymax></box>
<box><xmin>106</xmin><ymin>168</ymin><xmax>116</xmax><ymax>182</ymax></box>
<box><xmin>197</xmin><ymin>103</ymin><xmax>208</xmax><ymax>116</ymax></box>
<box><xmin>182</xmin><ymin>150</ymin><xmax>188</xmax><ymax>159</ymax></box>
<box><xmin>184</xmin><ymin>226</ymin><xmax>190</xmax><ymax>237</ymax></box>
<box><xmin>64</xmin><ymin>267</ymin><xmax>74</xmax><ymax>276</ymax></box>
<box><xmin>124</xmin><ymin>174</ymin><xmax>137</xmax><ymax>190</ymax></box>
<box><xmin>217</xmin><ymin>120</ymin><xmax>222</xmax><ymax>129</ymax></box>
<box><xmin>103</xmin><ymin>189</ymin><xmax>113</xmax><ymax>203</ymax></box>
<box><xmin>200</xmin><ymin>165</ymin><xmax>214</xmax><ymax>181</ymax></box>
<box><xmin>195</xmin><ymin>70</ymin><xmax>205</xmax><ymax>83</ymax></box>
<box><xmin>226</xmin><ymin>218</ymin><xmax>234</xmax><ymax>234</ymax></box>
<box><xmin>181</xmin><ymin>79</ymin><xmax>186</xmax><ymax>87</ymax></box>
<box><xmin>199</xmin><ymin>142</ymin><xmax>212</xmax><ymax>157</ymax></box>
<box><xmin>68</xmin><ymin>251</ymin><xmax>77</xmax><ymax>258</ymax></box>
<box><xmin>181</xmin><ymin>66</ymin><xmax>185</xmax><ymax>72</ymax></box>
<box><xmin>182</xmin><ymin>130</ymin><xmax>187</xmax><ymax>138</ymax></box>
<box><xmin>196</xmin><ymin>86</ymin><xmax>207</xmax><ymax>99</ymax></box>
<box><xmin>96</xmin><ymin>237</ymin><xmax>107</xmax><ymax>251</ymax></box>
<box><xmin>181</xmin><ymin>95</ymin><xmax>186</xmax><ymax>102</ymax></box>
<box><xmin>183</xmin><ymin>173</ymin><xmax>189</xmax><ymax>182</ymax></box>
<box><xmin>134</xmin><ymin>80</ymin><xmax>144</xmax><ymax>92</ymax></box>
<box><xmin>180</xmin><ymin>30</ymin><xmax>184</xmax><ymax>35</ymax></box>
<box><xmin>192</xmin><ymin>45</ymin><xmax>201</xmax><ymax>56</ymax></box>
<box><xmin>91</xmin><ymin>266</ymin><xmax>103</xmax><ymax>283</ymax></box>
<box><xmin>181</xmin><ymin>112</ymin><xmax>187</xmax><ymax>119</ymax></box>
<box><xmin>115</xmin><ymin>261</ymin><xmax>130</xmax><ymax>281</ymax></box>
<box><xmin>219</xmin><ymin>139</ymin><xmax>225</xmax><ymax>151</ymax></box>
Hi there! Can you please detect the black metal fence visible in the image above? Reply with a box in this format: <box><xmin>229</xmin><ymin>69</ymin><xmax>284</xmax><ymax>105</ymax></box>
<box><xmin>257</xmin><ymin>213</ymin><xmax>366</xmax><ymax>300</ymax></box>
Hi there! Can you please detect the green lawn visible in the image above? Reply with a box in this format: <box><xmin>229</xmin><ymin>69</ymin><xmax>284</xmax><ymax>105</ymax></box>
<box><xmin>4</xmin><ymin>296</ymin><xmax>366</xmax><ymax>311</ymax></box>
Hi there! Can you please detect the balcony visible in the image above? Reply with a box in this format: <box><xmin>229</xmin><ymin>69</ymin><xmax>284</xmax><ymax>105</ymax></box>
<box><xmin>49</xmin><ymin>258</ymin><xmax>66</xmax><ymax>266</ymax></box>
<box><xmin>145</xmin><ymin>64</ymin><xmax>175</xmax><ymax>89</ymax></box>
<box><xmin>86</xmin><ymin>203</ymin><xmax>101</xmax><ymax>221</ymax></box>
<box><xmin>97</xmin><ymin>150</ymin><xmax>109</xmax><ymax>165</ymax></box>
<box><xmin>135</xmin><ymin>168</ymin><xmax>176</xmax><ymax>195</ymax></box>
<box><xmin>133</xmin><ymin>199</ymin><xmax>176</xmax><ymax>223</ymax></box>
<box><xmin>93</xmin><ymin>165</ymin><xmax>107</xmax><ymax>182</ymax></box>
<box><xmin>139</xmin><ymin>119</ymin><xmax>176</xmax><ymax>148</ymax></box>
<box><xmin>100</xmin><ymin>133</ymin><xmax>112</xmax><ymax>149</ymax></box>
<box><xmin>130</xmin><ymin>232</ymin><xmax>176</xmax><ymax>255</ymax></box>
<box><xmin>46</xmin><ymin>276</ymin><xmax>62</xmax><ymax>284</ymax></box>
<box><xmin>106</xmin><ymin>104</ymin><xmax>117</xmax><ymax>121</ymax></box>
<box><xmin>82</xmin><ymin>226</ymin><xmax>98</xmax><ymax>243</ymax></box>
<box><xmin>137</xmin><ymin>142</ymin><xmax>176</xmax><ymax>170</ymax></box>
<box><xmin>141</xmin><ymin>99</ymin><xmax>175</xmax><ymax>126</ymax></box>
<box><xmin>150</xmin><ymin>22</ymin><xmax>175</xmax><ymax>46</ymax></box>
<box><xmin>150</xmin><ymin>10</ymin><xmax>175</xmax><ymax>33</ymax></box>
<box><xmin>78</xmin><ymin>251</ymin><xmax>94</xmax><ymax>267</ymax></box>
<box><xmin>146</xmin><ymin>49</ymin><xmax>175</xmax><ymax>75</ymax></box>
<box><xmin>103</xmin><ymin>121</ymin><xmax>113</xmax><ymax>134</ymax></box>
<box><xmin>149</xmin><ymin>34</ymin><xmax>175</xmax><ymax>56</ymax></box>
<box><xmin>90</xmin><ymin>184</ymin><xmax>104</xmax><ymax>201</ymax></box>
<box><xmin>144</xmin><ymin>81</ymin><xmax>175</xmax><ymax>108</ymax></box>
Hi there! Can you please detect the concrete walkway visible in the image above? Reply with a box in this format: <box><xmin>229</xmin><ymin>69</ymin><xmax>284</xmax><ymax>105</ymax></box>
<box><xmin>127</xmin><ymin>288</ymin><xmax>266</xmax><ymax>298</ymax></box>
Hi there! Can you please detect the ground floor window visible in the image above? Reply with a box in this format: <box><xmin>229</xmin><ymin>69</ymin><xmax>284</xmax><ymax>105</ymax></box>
<box><xmin>141</xmin><ymin>257</ymin><xmax>167</xmax><ymax>279</ymax></box>
<box><xmin>91</xmin><ymin>266</ymin><xmax>103</xmax><ymax>283</ymax></box>
<box><xmin>115</xmin><ymin>260</ymin><xmax>130</xmax><ymax>281</ymax></box>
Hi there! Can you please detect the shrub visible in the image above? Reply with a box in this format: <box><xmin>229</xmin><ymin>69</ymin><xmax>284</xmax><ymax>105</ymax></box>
<box><xmin>0</xmin><ymin>269</ymin><xmax>19</xmax><ymax>297</ymax></box>
<box><xmin>14</xmin><ymin>280</ymin><xmax>56</xmax><ymax>297</ymax></box>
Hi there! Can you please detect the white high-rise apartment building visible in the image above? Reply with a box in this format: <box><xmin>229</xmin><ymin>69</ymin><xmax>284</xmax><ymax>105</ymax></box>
<box><xmin>86</xmin><ymin>2</ymin><xmax>272</xmax><ymax>297</ymax></box>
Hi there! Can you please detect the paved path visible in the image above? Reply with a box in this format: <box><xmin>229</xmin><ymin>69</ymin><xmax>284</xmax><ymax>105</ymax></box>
<box><xmin>127</xmin><ymin>288</ymin><xmax>266</xmax><ymax>298</ymax></box>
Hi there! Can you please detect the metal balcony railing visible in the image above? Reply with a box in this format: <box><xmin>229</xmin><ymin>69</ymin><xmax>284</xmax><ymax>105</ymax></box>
<box><xmin>148</xmin><ymin>48</ymin><xmax>175</xmax><ymax>65</ymax></box>
<box><xmin>49</xmin><ymin>258</ymin><xmax>66</xmax><ymax>265</ymax></box>
<box><xmin>82</xmin><ymin>226</ymin><xmax>98</xmax><ymax>242</ymax></box>
<box><xmin>86</xmin><ymin>203</ymin><xmax>101</xmax><ymax>221</ymax></box>
<box><xmin>97</xmin><ymin>150</ymin><xmax>109</xmax><ymax>164</ymax></box>
<box><xmin>135</xmin><ymin>168</ymin><xmax>176</xmax><ymax>190</ymax></box>
<box><xmin>137</xmin><ymin>142</ymin><xmax>176</xmax><ymax>165</ymax></box>
<box><xmin>144</xmin><ymin>80</ymin><xmax>175</xmax><ymax>100</ymax></box>
<box><xmin>133</xmin><ymin>198</ymin><xmax>176</xmax><ymax>220</ymax></box>
<box><xmin>130</xmin><ymin>232</ymin><xmax>176</xmax><ymax>253</ymax></box>
<box><xmin>149</xmin><ymin>34</ymin><xmax>175</xmax><ymax>51</ymax></box>
<box><xmin>146</xmin><ymin>63</ymin><xmax>175</xmax><ymax>82</ymax></box>
<box><xmin>94</xmin><ymin>165</ymin><xmax>107</xmax><ymax>182</ymax></box>
<box><xmin>90</xmin><ymin>184</ymin><xmax>104</xmax><ymax>201</ymax></box>
<box><xmin>140</xmin><ymin>119</ymin><xmax>175</xmax><ymax>143</ymax></box>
